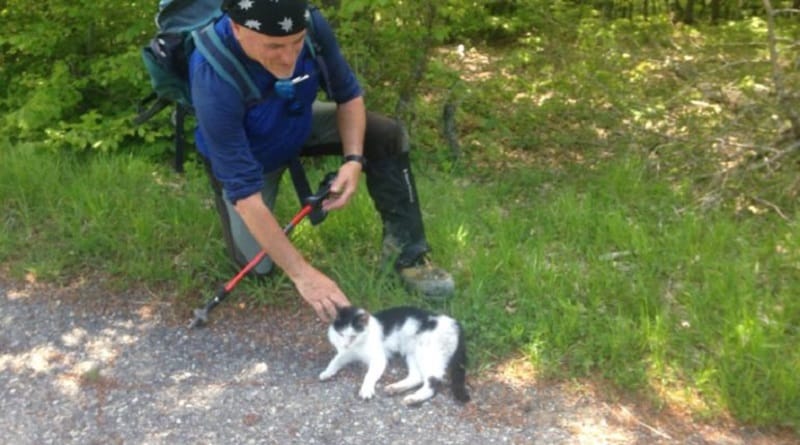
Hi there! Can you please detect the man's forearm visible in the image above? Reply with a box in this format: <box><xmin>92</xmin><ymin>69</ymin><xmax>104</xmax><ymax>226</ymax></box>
<box><xmin>336</xmin><ymin>96</ymin><xmax>366</xmax><ymax>157</ymax></box>
<box><xmin>234</xmin><ymin>193</ymin><xmax>310</xmax><ymax>281</ymax></box>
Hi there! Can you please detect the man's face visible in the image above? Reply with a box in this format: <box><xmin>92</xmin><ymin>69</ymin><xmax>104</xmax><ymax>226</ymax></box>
<box><xmin>231</xmin><ymin>21</ymin><xmax>306</xmax><ymax>79</ymax></box>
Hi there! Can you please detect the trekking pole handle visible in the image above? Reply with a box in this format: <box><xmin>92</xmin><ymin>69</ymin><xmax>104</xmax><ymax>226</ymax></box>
<box><xmin>303</xmin><ymin>171</ymin><xmax>337</xmax><ymax>209</ymax></box>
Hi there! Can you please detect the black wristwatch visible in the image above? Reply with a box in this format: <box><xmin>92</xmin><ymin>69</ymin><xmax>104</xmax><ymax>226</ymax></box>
<box><xmin>343</xmin><ymin>154</ymin><xmax>367</xmax><ymax>168</ymax></box>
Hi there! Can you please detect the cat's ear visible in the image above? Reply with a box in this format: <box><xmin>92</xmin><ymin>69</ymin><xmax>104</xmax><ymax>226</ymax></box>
<box><xmin>334</xmin><ymin>305</ymin><xmax>353</xmax><ymax>320</ymax></box>
<box><xmin>355</xmin><ymin>310</ymin><xmax>370</xmax><ymax>329</ymax></box>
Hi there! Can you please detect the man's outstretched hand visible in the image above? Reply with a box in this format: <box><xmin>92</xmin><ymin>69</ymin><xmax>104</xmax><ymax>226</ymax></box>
<box><xmin>294</xmin><ymin>266</ymin><xmax>350</xmax><ymax>323</ymax></box>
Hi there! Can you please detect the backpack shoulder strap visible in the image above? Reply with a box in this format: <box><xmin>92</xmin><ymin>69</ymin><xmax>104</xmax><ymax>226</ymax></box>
<box><xmin>304</xmin><ymin>6</ymin><xmax>334</xmax><ymax>99</ymax></box>
<box><xmin>191</xmin><ymin>22</ymin><xmax>262</xmax><ymax>105</ymax></box>
<box><xmin>304</xmin><ymin>6</ymin><xmax>321</xmax><ymax>58</ymax></box>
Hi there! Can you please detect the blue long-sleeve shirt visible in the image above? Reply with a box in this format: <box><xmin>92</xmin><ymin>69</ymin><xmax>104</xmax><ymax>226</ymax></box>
<box><xmin>189</xmin><ymin>10</ymin><xmax>363</xmax><ymax>203</ymax></box>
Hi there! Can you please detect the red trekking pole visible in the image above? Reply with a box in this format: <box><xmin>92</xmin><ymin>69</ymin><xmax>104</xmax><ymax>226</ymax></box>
<box><xmin>188</xmin><ymin>172</ymin><xmax>336</xmax><ymax>329</ymax></box>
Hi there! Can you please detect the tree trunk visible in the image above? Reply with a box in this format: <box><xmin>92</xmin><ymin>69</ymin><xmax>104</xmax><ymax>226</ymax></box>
<box><xmin>603</xmin><ymin>0</ymin><xmax>615</xmax><ymax>19</ymax></box>
<box><xmin>672</xmin><ymin>0</ymin><xmax>684</xmax><ymax>22</ymax></box>
<box><xmin>710</xmin><ymin>0</ymin><xmax>721</xmax><ymax>24</ymax></box>
<box><xmin>684</xmin><ymin>0</ymin><xmax>695</xmax><ymax>24</ymax></box>
<box><xmin>394</xmin><ymin>1</ymin><xmax>436</xmax><ymax>128</ymax></box>
<box><xmin>442</xmin><ymin>96</ymin><xmax>462</xmax><ymax>160</ymax></box>
<box><xmin>763</xmin><ymin>0</ymin><xmax>800</xmax><ymax>140</ymax></box>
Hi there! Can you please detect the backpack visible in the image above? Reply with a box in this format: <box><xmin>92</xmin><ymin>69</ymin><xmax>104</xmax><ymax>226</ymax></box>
<box><xmin>135</xmin><ymin>0</ymin><xmax>331</xmax><ymax>223</ymax></box>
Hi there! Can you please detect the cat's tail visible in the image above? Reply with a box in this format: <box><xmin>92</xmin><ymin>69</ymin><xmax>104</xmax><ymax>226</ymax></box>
<box><xmin>448</xmin><ymin>323</ymin><xmax>471</xmax><ymax>403</ymax></box>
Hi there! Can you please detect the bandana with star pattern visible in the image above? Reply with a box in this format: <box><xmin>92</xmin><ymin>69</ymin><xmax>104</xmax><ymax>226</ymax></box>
<box><xmin>225</xmin><ymin>0</ymin><xmax>308</xmax><ymax>36</ymax></box>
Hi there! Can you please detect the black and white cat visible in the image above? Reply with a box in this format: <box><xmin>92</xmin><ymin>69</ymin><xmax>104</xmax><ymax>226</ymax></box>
<box><xmin>319</xmin><ymin>306</ymin><xmax>470</xmax><ymax>405</ymax></box>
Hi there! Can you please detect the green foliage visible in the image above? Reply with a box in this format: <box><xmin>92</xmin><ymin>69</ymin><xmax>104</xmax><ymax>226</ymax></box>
<box><xmin>1</xmin><ymin>0</ymin><xmax>153</xmax><ymax>152</ymax></box>
<box><xmin>322</xmin><ymin>0</ymin><xmax>562</xmax><ymax>116</ymax></box>
<box><xmin>0</xmin><ymin>0</ymin><xmax>555</xmax><ymax>157</ymax></box>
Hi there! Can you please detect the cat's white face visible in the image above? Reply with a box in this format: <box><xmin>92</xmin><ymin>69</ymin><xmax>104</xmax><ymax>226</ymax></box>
<box><xmin>331</xmin><ymin>326</ymin><xmax>363</xmax><ymax>350</ymax></box>
<box><xmin>328</xmin><ymin>307</ymin><xmax>371</xmax><ymax>351</ymax></box>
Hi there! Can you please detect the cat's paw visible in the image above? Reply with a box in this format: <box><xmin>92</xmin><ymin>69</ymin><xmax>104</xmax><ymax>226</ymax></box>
<box><xmin>318</xmin><ymin>369</ymin><xmax>336</xmax><ymax>381</ymax></box>
<box><xmin>384</xmin><ymin>383</ymin><xmax>401</xmax><ymax>395</ymax></box>
<box><xmin>402</xmin><ymin>394</ymin><xmax>427</xmax><ymax>406</ymax></box>
<box><xmin>385</xmin><ymin>378</ymin><xmax>422</xmax><ymax>396</ymax></box>
<box><xmin>402</xmin><ymin>387</ymin><xmax>435</xmax><ymax>406</ymax></box>
<box><xmin>358</xmin><ymin>385</ymin><xmax>375</xmax><ymax>400</ymax></box>
<box><xmin>385</xmin><ymin>382</ymin><xmax>409</xmax><ymax>396</ymax></box>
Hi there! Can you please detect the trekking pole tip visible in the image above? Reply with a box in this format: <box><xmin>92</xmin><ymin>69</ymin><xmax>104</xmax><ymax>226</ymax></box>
<box><xmin>188</xmin><ymin>307</ymin><xmax>209</xmax><ymax>329</ymax></box>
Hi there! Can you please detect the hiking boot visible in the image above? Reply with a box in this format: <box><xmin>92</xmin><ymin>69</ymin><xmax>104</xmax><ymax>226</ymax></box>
<box><xmin>397</xmin><ymin>256</ymin><xmax>455</xmax><ymax>300</ymax></box>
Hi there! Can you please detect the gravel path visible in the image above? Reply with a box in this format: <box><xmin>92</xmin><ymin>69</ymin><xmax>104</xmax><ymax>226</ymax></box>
<box><xmin>0</xmin><ymin>278</ymin><xmax>793</xmax><ymax>445</ymax></box>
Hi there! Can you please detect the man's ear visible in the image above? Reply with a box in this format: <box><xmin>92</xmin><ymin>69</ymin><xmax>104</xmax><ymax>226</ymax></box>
<box><xmin>230</xmin><ymin>19</ymin><xmax>242</xmax><ymax>39</ymax></box>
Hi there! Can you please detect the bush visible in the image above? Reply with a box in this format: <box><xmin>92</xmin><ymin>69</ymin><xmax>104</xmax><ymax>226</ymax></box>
<box><xmin>0</xmin><ymin>0</ymin><xmax>555</xmax><ymax>157</ymax></box>
<box><xmin>1</xmin><ymin>0</ymin><xmax>153</xmax><ymax>152</ymax></box>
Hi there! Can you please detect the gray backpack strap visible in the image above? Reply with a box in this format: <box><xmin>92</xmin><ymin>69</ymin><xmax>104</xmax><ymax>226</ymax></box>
<box><xmin>305</xmin><ymin>7</ymin><xmax>334</xmax><ymax>99</ymax></box>
<box><xmin>192</xmin><ymin>23</ymin><xmax>262</xmax><ymax>105</ymax></box>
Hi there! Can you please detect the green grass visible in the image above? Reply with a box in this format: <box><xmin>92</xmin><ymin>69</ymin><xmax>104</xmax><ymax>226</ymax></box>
<box><xmin>2</xmin><ymin>143</ymin><xmax>797</xmax><ymax>430</ymax></box>
<box><xmin>0</xmin><ymin>144</ymin><xmax>223</xmax><ymax>287</ymax></box>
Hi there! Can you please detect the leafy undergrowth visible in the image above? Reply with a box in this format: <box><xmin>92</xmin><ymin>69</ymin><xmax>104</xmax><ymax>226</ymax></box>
<box><xmin>404</xmin><ymin>16</ymin><xmax>800</xmax><ymax>433</ymax></box>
